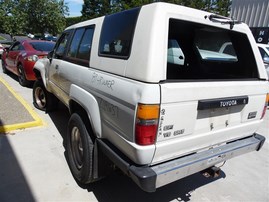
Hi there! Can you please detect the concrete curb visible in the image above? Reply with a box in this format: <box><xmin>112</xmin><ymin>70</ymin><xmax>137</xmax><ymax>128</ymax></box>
<box><xmin>0</xmin><ymin>76</ymin><xmax>45</xmax><ymax>133</ymax></box>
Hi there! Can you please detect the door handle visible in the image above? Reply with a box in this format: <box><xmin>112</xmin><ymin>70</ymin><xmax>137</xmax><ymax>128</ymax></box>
<box><xmin>55</xmin><ymin>65</ymin><xmax>59</xmax><ymax>70</ymax></box>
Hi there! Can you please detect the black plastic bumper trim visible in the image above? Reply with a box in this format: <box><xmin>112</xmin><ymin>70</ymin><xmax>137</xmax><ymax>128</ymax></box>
<box><xmin>254</xmin><ymin>133</ymin><xmax>266</xmax><ymax>151</ymax></box>
<box><xmin>96</xmin><ymin>139</ymin><xmax>157</xmax><ymax>192</ymax></box>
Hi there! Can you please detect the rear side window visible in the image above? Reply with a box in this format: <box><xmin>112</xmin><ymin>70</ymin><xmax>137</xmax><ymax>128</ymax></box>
<box><xmin>99</xmin><ymin>8</ymin><xmax>140</xmax><ymax>59</ymax></box>
<box><xmin>167</xmin><ymin>19</ymin><xmax>258</xmax><ymax>80</ymax></box>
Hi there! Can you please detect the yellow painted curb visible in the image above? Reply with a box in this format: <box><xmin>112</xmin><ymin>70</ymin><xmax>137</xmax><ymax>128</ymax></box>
<box><xmin>0</xmin><ymin>76</ymin><xmax>45</xmax><ymax>133</ymax></box>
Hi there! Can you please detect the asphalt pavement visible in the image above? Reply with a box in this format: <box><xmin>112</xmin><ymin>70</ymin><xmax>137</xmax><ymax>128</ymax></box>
<box><xmin>0</xmin><ymin>64</ymin><xmax>268</xmax><ymax>202</ymax></box>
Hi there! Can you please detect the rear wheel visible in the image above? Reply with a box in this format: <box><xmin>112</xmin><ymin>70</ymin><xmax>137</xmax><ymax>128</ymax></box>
<box><xmin>66</xmin><ymin>113</ymin><xmax>94</xmax><ymax>184</ymax></box>
<box><xmin>33</xmin><ymin>80</ymin><xmax>58</xmax><ymax>111</ymax></box>
<box><xmin>17</xmin><ymin>64</ymin><xmax>30</xmax><ymax>87</ymax></box>
<box><xmin>1</xmin><ymin>59</ymin><xmax>8</xmax><ymax>74</ymax></box>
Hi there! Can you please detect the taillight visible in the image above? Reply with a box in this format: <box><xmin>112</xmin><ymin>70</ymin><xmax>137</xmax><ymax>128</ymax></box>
<box><xmin>25</xmin><ymin>55</ymin><xmax>39</xmax><ymax>62</ymax></box>
<box><xmin>261</xmin><ymin>93</ymin><xmax>269</xmax><ymax>119</ymax></box>
<box><xmin>135</xmin><ymin>104</ymin><xmax>160</xmax><ymax>146</ymax></box>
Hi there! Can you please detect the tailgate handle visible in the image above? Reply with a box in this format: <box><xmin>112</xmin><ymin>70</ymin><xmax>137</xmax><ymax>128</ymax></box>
<box><xmin>197</xmin><ymin>96</ymin><xmax>248</xmax><ymax>110</ymax></box>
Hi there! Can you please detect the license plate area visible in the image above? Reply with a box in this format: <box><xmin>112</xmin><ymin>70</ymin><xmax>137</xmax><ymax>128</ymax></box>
<box><xmin>196</xmin><ymin>105</ymin><xmax>244</xmax><ymax>132</ymax></box>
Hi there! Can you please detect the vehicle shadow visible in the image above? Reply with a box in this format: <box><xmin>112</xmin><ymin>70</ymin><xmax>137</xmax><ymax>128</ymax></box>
<box><xmin>87</xmin><ymin>171</ymin><xmax>225</xmax><ymax>202</ymax></box>
<box><xmin>2</xmin><ymin>71</ymin><xmax>34</xmax><ymax>88</ymax></box>
<box><xmin>0</xmin><ymin>133</ymin><xmax>36</xmax><ymax>202</ymax></box>
<box><xmin>48</xmin><ymin>104</ymin><xmax>226</xmax><ymax>202</ymax></box>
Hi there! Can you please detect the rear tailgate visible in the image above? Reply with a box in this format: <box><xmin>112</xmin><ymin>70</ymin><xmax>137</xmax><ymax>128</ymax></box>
<box><xmin>151</xmin><ymin>16</ymin><xmax>269</xmax><ymax>165</ymax></box>
<box><xmin>152</xmin><ymin>80</ymin><xmax>267</xmax><ymax>164</ymax></box>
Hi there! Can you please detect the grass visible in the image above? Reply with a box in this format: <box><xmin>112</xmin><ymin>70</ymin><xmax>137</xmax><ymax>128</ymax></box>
<box><xmin>0</xmin><ymin>36</ymin><xmax>6</xmax><ymax>40</ymax></box>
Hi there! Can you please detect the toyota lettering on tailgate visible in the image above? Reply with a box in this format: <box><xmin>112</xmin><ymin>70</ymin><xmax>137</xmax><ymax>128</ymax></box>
<box><xmin>197</xmin><ymin>96</ymin><xmax>249</xmax><ymax>110</ymax></box>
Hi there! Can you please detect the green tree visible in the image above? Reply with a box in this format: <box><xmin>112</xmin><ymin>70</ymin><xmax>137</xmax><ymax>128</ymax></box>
<box><xmin>0</xmin><ymin>0</ymin><xmax>27</xmax><ymax>36</ymax></box>
<box><xmin>26</xmin><ymin>0</ymin><xmax>68</xmax><ymax>35</ymax></box>
<box><xmin>163</xmin><ymin>0</ymin><xmax>231</xmax><ymax>16</ymax></box>
<box><xmin>66</xmin><ymin>16</ymin><xmax>82</xmax><ymax>27</ymax></box>
<box><xmin>0</xmin><ymin>0</ymin><xmax>69</xmax><ymax>36</ymax></box>
<box><xmin>81</xmin><ymin>0</ymin><xmax>111</xmax><ymax>20</ymax></box>
<box><xmin>214</xmin><ymin>0</ymin><xmax>231</xmax><ymax>16</ymax></box>
<box><xmin>80</xmin><ymin>0</ymin><xmax>231</xmax><ymax>18</ymax></box>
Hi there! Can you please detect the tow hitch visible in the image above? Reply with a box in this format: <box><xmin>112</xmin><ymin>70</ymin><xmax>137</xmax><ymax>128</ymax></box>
<box><xmin>201</xmin><ymin>166</ymin><xmax>221</xmax><ymax>178</ymax></box>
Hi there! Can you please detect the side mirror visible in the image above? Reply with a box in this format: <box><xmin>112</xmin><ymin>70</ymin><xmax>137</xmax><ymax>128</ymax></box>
<box><xmin>4</xmin><ymin>47</ymin><xmax>9</xmax><ymax>52</ymax></box>
<box><xmin>47</xmin><ymin>51</ymin><xmax>54</xmax><ymax>63</ymax></box>
<box><xmin>47</xmin><ymin>51</ymin><xmax>53</xmax><ymax>59</ymax></box>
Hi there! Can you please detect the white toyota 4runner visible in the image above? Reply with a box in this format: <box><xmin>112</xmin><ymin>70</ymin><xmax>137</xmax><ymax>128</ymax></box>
<box><xmin>33</xmin><ymin>3</ymin><xmax>268</xmax><ymax>192</ymax></box>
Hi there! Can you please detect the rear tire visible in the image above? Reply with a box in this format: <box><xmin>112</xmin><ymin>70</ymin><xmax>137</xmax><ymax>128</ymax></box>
<box><xmin>1</xmin><ymin>59</ymin><xmax>8</xmax><ymax>74</ymax></box>
<box><xmin>32</xmin><ymin>80</ymin><xmax>58</xmax><ymax>112</ymax></box>
<box><xmin>66</xmin><ymin>113</ymin><xmax>94</xmax><ymax>184</ymax></box>
<box><xmin>17</xmin><ymin>64</ymin><xmax>30</xmax><ymax>87</ymax></box>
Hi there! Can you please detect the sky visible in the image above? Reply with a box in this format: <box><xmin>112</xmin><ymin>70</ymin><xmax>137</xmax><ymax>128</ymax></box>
<box><xmin>65</xmin><ymin>0</ymin><xmax>83</xmax><ymax>17</ymax></box>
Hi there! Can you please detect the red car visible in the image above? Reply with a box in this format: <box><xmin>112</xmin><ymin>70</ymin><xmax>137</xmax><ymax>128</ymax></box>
<box><xmin>1</xmin><ymin>40</ymin><xmax>55</xmax><ymax>86</ymax></box>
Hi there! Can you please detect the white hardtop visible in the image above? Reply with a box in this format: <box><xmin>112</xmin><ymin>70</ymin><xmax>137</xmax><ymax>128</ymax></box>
<box><xmin>64</xmin><ymin>3</ymin><xmax>267</xmax><ymax>82</ymax></box>
<box><xmin>65</xmin><ymin>16</ymin><xmax>104</xmax><ymax>30</ymax></box>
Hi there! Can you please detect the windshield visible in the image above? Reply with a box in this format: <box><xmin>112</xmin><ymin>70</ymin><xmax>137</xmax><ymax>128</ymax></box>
<box><xmin>29</xmin><ymin>42</ymin><xmax>55</xmax><ymax>52</ymax></box>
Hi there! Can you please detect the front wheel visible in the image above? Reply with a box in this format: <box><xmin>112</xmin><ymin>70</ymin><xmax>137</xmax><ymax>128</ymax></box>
<box><xmin>66</xmin><ymin>113</ymin><xmax>94</xmax><ymax>184</ymax></box>
<box><xmin>33</xmin><ymin>80</ymin><xmax>58</xmax><ymax>112</ymax></box>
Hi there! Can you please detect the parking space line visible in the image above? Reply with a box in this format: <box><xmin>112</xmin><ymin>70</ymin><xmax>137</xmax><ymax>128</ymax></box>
<box><xmin>0</xmin><ymin>76</ymin><xmax>45</xmax><ymax>133</ymax></box>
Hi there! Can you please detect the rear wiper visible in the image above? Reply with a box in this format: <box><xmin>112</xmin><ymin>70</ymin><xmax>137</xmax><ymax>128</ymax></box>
<box><xmin>205</xmin><ymin>14</ymin><xmax>241</xmax><ymax>30</ymax></box>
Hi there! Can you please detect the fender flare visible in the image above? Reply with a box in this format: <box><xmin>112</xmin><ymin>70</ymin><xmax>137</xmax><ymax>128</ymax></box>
<box><xmin>33</xmin><ymin>60</ymin><xmax>47</xmax><ymax>88</ymax></box>
<box><xmin>69</xmin><ymin>84</ymin><xmax>102</xmax><ymax>138</ymax></box>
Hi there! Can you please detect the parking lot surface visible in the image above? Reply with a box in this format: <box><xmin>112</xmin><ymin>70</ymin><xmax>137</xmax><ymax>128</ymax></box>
<box><xmin>0</xmin><ymin>65</ymin><xmax>268</xmax><ymax>202</ymax></box>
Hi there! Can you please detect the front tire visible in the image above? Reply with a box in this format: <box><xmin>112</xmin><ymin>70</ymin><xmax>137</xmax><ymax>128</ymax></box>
<box><xmin>33</xmin><ymin>80</ymin><xmax>58</xmax><ymax>112</ymax></box>
<box><xmin>66</xmin><ymin>113</ymin><xmax>94</xmax><ymax>184</ymax></box>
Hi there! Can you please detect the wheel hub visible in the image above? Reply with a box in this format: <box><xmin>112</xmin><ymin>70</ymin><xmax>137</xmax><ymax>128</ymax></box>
<box><xmin>71</xmin><ymin>126</ymin><xmax>83</xmax><ymax>169</ymax></box>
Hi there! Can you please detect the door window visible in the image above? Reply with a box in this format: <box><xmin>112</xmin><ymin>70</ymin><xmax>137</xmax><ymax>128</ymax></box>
<box><xmin>10</xmin><ymin>42</ymin><xmax>24</xmax><ymax>51</ymax></box>
<box><xmin>68</xmin><ymin>28</ymin><xmax>85</xmax><ymax>58</ymax></box>
<box><xmin>77</xmin><ymin>28</ymin><xmax>94</xmax><ymax>60</ymax></box>
<box><xmin>54</xmin><ymin>32</ymin><xmax>70</xmax><ymax>59</ymax></box>
<box><xmin>66</xmin><ymin>26</ymin><xmax>95</xmax><ymax>66</ymax></box>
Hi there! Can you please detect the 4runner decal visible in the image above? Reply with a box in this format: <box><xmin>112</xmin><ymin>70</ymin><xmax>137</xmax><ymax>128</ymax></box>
<box><xmin>91</xmin><ymin>72</ymin><xmax>115</xmax><ymax>90</ymax></box>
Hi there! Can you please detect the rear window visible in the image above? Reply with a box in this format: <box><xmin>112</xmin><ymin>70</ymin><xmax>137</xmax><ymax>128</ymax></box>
<box><xmin>167</xmin><ymin>19</ymin><xmax>258</xmax><ymax>80</ymax></box>
<box><xmin>29</xmin><ymin>42</ymin><xmax>55</xmax><ymax>52</ymax></box>
<box><xmin>99</xmin><ymin>8</ymin><xmax>140</xmax><ymax>59</ymax></box>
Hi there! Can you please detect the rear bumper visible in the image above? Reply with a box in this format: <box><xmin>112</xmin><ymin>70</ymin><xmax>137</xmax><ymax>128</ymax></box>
<box><xmin>96</xmin><ymin>133</ymin><xmax>265</xmax><ymax>192</ymax></box>
<box><xmin>23</xmin><ymin>60</ymin><xmax>36</xmax><ymax>80</ymax></box>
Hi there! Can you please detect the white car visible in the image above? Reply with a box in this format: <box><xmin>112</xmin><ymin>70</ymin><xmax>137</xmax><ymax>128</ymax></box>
<box><xmin>257</xmin><ymin>43</ymin><xmax>269</xmax><ymax>78</ymax></box>
<box><xmin>27</xmin><ymin>33</ymin><xmax>35</xmax><ymax>39</ymax></box>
